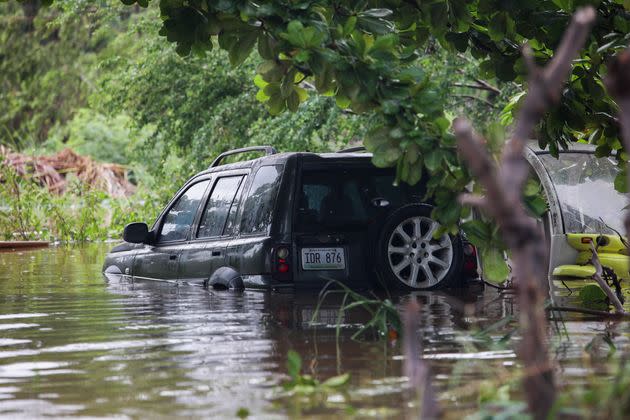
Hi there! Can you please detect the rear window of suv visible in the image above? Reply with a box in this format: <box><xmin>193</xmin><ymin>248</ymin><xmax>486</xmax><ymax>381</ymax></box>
<box><xmin>240</xmin><ymin>165</ymin><xmax>283</xmax><ymax>235</ymax></box>
<box><xmin>297</xmin><ymin>168</ymin><xmax>424</xmax><ymax>228</ymax></box>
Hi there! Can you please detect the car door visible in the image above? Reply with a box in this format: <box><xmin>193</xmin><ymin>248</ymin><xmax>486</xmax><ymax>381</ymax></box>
<box><xmin>132</xmin><ymin>179</ymin><xmax>211</xmax><ymax>282</ymax></box>
<box><xmin>178</xmin><ymin>174</ymin><xmax>247</xmax><ymax>284</ymax></box>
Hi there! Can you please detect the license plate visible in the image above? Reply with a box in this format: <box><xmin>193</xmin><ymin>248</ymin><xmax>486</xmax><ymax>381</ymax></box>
<box><xmin>301</xmin><ymin>247</ymin><xmax>345</xmax><ymax>270</ymax></box>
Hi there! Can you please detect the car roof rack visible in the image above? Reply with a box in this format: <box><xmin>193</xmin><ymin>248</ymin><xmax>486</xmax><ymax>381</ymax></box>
<box><xmin>336</xmin><ymin>146</ymin><xmax>366</xmax><ymax>153</ymax></box>
<box><xmin>210</xmin><ymin>146</ymin><xmax>278</xmax><ymax>168</ymax></box>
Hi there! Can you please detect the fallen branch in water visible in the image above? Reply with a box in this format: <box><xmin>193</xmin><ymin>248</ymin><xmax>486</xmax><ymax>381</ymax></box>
<box><xmin>402</xmin><ymin>299</ymin><xmax>440</xmax><ymax>419</ymax></box>
<box><xmin>549</xmin><ymin>305</ymin><xmax>630</xmax><ymax>319</ymax></box>
<box><xmin>454</xmin><ymin>7</ymin><xmax>596</xmax><ymax>419</ymax></box>
<box><xmin>590</xmin><ymin>243</ymin><xmax>626</xmax><ymax>314</ymax></box>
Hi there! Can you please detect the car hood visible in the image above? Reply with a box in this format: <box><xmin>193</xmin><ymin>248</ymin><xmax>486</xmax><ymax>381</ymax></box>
<box><xmin>108</xmin><ymin>242</ymin><xmax>144</xmax><ymax>253</ymax></box>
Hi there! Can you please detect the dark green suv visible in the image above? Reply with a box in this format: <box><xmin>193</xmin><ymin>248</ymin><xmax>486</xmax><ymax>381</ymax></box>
<box><xmin>103</xmin><ymin>146</ymin><xmax>474</xmax><ymax>290</ymax></box>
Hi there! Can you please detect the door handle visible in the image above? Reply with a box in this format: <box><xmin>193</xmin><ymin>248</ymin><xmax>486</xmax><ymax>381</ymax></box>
<box><xmin>211</xmin><ymin>251</ymin><xmax>221</xmax><ymax>257</ymax></box>
<box><xmin>169</xmin><ymin>254</ymin><xmax>177</xmax><ymax>260</ymax></box>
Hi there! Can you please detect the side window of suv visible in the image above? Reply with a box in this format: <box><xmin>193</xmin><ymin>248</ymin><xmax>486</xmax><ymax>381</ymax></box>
<box><xmin>240</xmin><ymin>165</ymin><xmax>283</xmax><ymax>235</ymax></box>
<box><xmin>197</xmin><ymin>175</ymin><xmax>244</xmax><ymax>238</ymax></box>
<box><xmin>158</xmin><ymin>180</ymin><xmax>210</xmax><ymax>243</ymax></box>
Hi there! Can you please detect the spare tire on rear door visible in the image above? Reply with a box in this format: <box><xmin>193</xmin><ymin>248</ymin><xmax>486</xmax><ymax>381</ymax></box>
<box><xmin>376</xmin><ymin>204</ymin><xmax>463</xmax><ymax>290</ymax></box>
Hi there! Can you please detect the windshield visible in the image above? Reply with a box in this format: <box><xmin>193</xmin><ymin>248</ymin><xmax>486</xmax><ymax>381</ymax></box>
<box><xmin>539</xmin><ymin>153</ymin><xmax>626</xmax><ymax>235</ymax></box>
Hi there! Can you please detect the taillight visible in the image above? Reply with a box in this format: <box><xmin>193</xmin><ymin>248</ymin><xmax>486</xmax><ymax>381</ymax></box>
<box><xmin>273</xmin><ymin>246</ymin><xmax>292</xmax><ymax>280</ymax></box>
<box><xmin>463</xmin><ymin>243</ymin><xmax>476</xmax><ymax>257</ymax></box>
<box><xmin>277</xmin><ymin>247</ymin><xmax>289</xmax><ymax>259</ymax></box>
<box><xmin>278</xmin><ymin>263</ymin><xmax>290</xmax><ymax>273</ymax></box>
<box><xmin>463</xmin><ymin>243</ymin><xmax>478</xmax><ymax>277</ymax></box>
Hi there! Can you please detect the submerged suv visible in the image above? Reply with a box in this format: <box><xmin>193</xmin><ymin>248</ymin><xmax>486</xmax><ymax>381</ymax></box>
<box><xmin>103</xmin><ymin>146</ymin><xmax>474</xmax><ymax>290</ymax></box>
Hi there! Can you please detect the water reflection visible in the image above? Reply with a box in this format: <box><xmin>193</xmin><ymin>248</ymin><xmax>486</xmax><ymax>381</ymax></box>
<box><xmin>0</xmin><ymin>245</ymin><xmax>628</xmax><ymax>418</ymax></box>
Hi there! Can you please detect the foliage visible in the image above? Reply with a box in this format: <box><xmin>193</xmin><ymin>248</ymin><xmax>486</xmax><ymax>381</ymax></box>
<box><xmin>0</xmin><ymin>164</ymin><xmax>165</xmax><ymax>242</ymax></box>
<box><xmin>579</xmin><ymin>283</ymin><xmax>609</xmax><ymax>309</ymax></box>
<box><xmin>0</xmin><ymin>1</ymin><xmax>376</xmax><ymax>241</ymax></box>
<box><xmin>281</xmin><ymin>349</ymin><xmax>350</xmax><ymax>395</ymax></box>
<box><xmin>461</xmin><ymin>174</ymin><xmax>548</xmax><ymax>282</ymax></box>
<box><xmin>58</xmin><ymin>0</ymin><xmax>629</xmax><ymax>234</ymax></box>
<box><xmin>0</xmin><ymin>1</ymin><xmax>129</xmax><ymax>150</ymax></box>
<box><xmin>313</xmin><ymin>279</ymin><xmax>402</xmax><ymax>341</ymax></box>
<box><xmin>43</xmin><ymin>110</ymin><xmax>150</xmax><ymax>165</ymax></box>
<box><xmin>94</xmin><ymin>7</ymin><xmax>368</xmax><ymax>175</ymax></box>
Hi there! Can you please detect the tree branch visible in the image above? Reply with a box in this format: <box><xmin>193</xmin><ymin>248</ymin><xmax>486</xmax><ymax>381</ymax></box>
<box><xmin>549</xmin><ymin>305</ymin><xmax>630</xmax><ymax>319</ymax></box>
<box><xmin>454</xmin><ymin>7</ymin><xmax>597</xmax><ymax>419</ymax></box>
<box><xmin>402</xmin><ymin>299</ymin><xmax>440</xmax><ymax>419</ymax></box>
<box><xmin>590</xmin><ymin>242</ymin><xmax>626</xmax><ymax>314</ymax></box>
<box><xmin>452</xmin><ymin>81</ymin><xmax>500</xmax><ymax>95</ymax></box>
<box><xmin>453</xmin><ymin>94</ymin><xmax>497</xmax><ymax>109</ymax></box>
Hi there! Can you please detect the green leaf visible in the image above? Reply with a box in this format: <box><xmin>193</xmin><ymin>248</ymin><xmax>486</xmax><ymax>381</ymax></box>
<box><xmin>370</xmin><ymin>33</ymin><xmax>398</xmax><ymax>52</ymax></box>
<box><xmin>344</xmin><ymin>16</ymin><xmax>357</xmax><ymax>35</ymax></box>
<box><xmin>524</xmin><ymin>195</ymin><xmax>547</xmax><ymax>217</ymax></box>
<box><xmin>488</xmin><ymin>13</ymin><xmax>509</xmax><ymax>41</ymax></box>
<box><xmin>286</xmin><ymin>90</ymin><xmax>300</xmax><ymax>111</ymax></box>
<box><xmin>253</xmin><ymin>74</ymin><xmax>268</xmax><ymax>89</ymax></box>
<box><xmin>523</xmin><ymin>179</ymin><xmax>540</xmax><ymax>197</ymax></box>
<box><xmin>257</xmin><ymin>34</ymin><xmax>276</xmax><ymax>60</ymax></box>
<box><xmin>364</xmin><ymin>126</ymin><xmax>389</xmax><ymax>151</ymax></box>
<box><xmin>424</xmin><ymin>149</ymin><xmax>443</xmax><ymax>172</ymax></box>
<box><xmin>287</xmin><ymin>350</ymin><xmax>301</xmax><ymax>380</ymax></box>
<box><xmin>579</xmin><ymin>284</ymin><xmax>607</xmax><ymax>305</ymax></box>
<box><xmin>357</xmin><ymin>16</ymin><xmax>395</xmax><ymax>35</ymax></box>
<box><xmin>321</xmin><ymin>373</ymin><xmax>350</xmax><ymax>388</ymax></box>
<box><xmin>405</xmin><ymin>161</ymin><xmax>423</xmax><ymax>185</ymax></box>
<box><xmin>335</xmin><ymin>95</ymin><xmax>351</xmax><ymax>109</ymax></box>
<box><xmin>552</xmin><ymin>0</ymin><xmax>574</xmax><ymax>11</ymax></box>
<box><xmin>461</xmin><ymin>220</ymin><xmax>492</xmax><ymax>247</ymax></box>
<box><xmin>614</xmin><ymin>171</ymin><xmax>628</xmax><ymax>193</ymax></box>
<box><xmin>359</xmin><ymin>9</ymin><xmax>393</xmax><ymax>18</ymax></box>
<box><xmin>481</xmin><ymin>247</ymin><xmax>510</xmax><ymax>284</ymax></box>
<box><xmin>228</xmin><ymin>31</ymin><xmax>258</xmax><ymax>66</ymax></box>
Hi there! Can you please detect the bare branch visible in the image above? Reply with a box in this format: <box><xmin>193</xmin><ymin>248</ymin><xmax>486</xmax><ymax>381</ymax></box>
<box><xmin>453</xmin><ymin>94</ymin><xmax>497</xmax><ymax>109</ymax></box>
<box><xmin>474</xmin><ymin>78</ymin><xmax>501</xmax><ymax>94</ymax></box>
<box><xmin>402</xmin><ymin>299</ymin><xmax>440</xmax><ymax>420</ymax></box>
<box><xmin>590</xmin><ymin>242</ymin><xmax>626</xmax><ymax>314</ymax></box>
<box><xmin>453</xmin><ymin>81</ymin><xmax>501</xmax><ymax>95</ymax></box>
<box><xmin>454</xmin><ymin>7</ymin><xmax>597</xmax><ymax>419</ymax></box>
<box><xmin>521</xmin><ymin>44</ymin><xmax>537</xmax><ymax>76</ymax></box>
<box><xmin>549</xmin><ymin>305</ymin><xmax>630</xmax><ymax>319</ymax></box>
<box><xmin>458</xmin><ymin>193</ymin><xmax>488</xmax><ymax>211</ymax></box>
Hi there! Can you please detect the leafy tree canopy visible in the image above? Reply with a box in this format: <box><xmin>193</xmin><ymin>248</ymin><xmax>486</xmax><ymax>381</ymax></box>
<box><xmin>4</xmin><ymin>0</ymin><xmax>630</xmax><ymax>230</ymax></box>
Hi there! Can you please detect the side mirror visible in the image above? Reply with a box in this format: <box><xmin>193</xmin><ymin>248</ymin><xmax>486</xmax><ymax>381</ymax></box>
<box><xmin>123</xmin><ymin>222</ymin><xmax>150</xmax><ymax>243</ymax></box>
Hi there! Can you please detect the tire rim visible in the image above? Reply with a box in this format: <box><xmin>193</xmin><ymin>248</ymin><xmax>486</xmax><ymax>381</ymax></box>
<box><xmin>387</xmin><ymin>216</ymin><xmax>453</xmax><ymax>288</ymax></box>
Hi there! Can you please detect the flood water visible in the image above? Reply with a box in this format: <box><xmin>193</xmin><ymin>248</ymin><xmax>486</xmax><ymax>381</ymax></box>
<box><xmin>0</xmin><ymin>244</ymin><xmax>628</xmax><ymax>419</ymax></box>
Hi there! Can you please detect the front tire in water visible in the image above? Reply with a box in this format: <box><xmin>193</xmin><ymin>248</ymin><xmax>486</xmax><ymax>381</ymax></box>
<box><xmin>376</xmin><ymin>204</ymin><xmax>463</xmax><ymax>290</ymax></box>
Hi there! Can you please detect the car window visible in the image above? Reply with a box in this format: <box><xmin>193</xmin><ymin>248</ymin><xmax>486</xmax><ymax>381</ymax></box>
<box><xmin>197</xmin><ymin>176</ymin><xmax>244</xmax><ymax>238</ymax></box>
<box><xmin>297</xmin><ymin>168</ymin><xmax>421</xmax><ymax>228</ymax></box>
<box><xmin>539</xmin><ymin>153</ymin><xmax>625</xmax><ymax>234</ymax></box>
<box><xmin>158</xmin><ymin>180</ymin><xmax>210</xmax><ymax>242</ymax></box>
<box><xmin>300</xmin><ymin>181</ymin><xmax>367</xmax><ymax>226</ymax></box>
<box><xmin>240</xmin><ymin>165</ymin><xmax>283</xmax><ymax>235</ymax></box>
<box><xmin>223</xmin><ymin>175</ymin><xmax>248</xmax><ymax>237</ymax></box>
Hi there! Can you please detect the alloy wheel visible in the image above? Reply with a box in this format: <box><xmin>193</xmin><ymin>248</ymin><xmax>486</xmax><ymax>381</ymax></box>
<box><xmin>387</xmin><ymin>216</ymin><xmax>453</xmax><ymax>288</ymax></box>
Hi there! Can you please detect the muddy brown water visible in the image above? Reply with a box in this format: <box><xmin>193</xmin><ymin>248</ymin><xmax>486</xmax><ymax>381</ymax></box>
<box><xmin>0</xmin><ymin>244</ymin><xmax>628</xmax><ymax>419</ymax></box>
